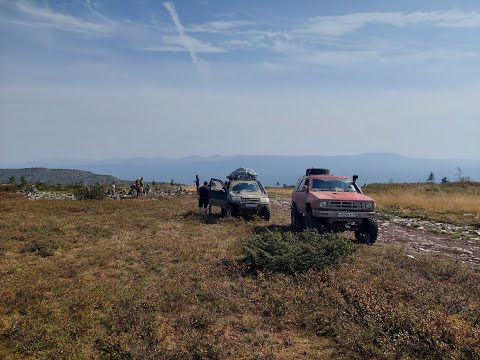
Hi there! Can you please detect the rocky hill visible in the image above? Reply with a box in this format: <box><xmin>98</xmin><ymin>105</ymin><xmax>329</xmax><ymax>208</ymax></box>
<box><xmin>0</xmin><ymin>168</ymin><xmax>124</xmax><ymax>185</ymax></box>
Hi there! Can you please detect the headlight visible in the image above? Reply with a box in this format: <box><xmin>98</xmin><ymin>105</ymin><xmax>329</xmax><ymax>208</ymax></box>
<box><xmin>365</xmin><ymin>202</ymin><xmax>374</xmax><ymax>209</ymax></box>
<box><xmin>260</xmin><ymin>197</ymin><xmax>270</xmax><ymax>204</ymax></box>
<box><xmin>230</xmin><ymin>196</ymin><xmax>241</xmax><ymax>202</ymax></box>
<box><xmin>317</xmin><ymin>201</ymin><xmax>327</xmax><ymax>208</ymax></box>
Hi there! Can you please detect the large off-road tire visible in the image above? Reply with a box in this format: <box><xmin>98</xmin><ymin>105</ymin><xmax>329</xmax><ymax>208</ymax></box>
<box><xmin>261</xmin><ymin>206</ymin><xmax>271</xmax><ymax>221</ymax></box>
<box><xmin>303</xmin><ymin>208</ymin><xmax>316</xmax><ymax>230</ymax></box>
<box><xmin>228</xmin><ymin>204</ymin><xmax>240</xmax><ymax>217</ymax></box>
<box><xmin>291</xmin><ymin>206</ymin><xmax>303</xmax><ymax>231</ymax></box>
<box><xmin>222</xmin><ymin>207</ymin><xmax>234</xmax><ymax>218</ymax></box>
<box><xmin>355</xmin><ymin>218</ymin><xmax>378</xmax><ymax>245</ymax></box>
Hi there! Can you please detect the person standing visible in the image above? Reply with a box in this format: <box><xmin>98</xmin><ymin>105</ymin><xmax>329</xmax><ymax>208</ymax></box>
<box><xmin>222</xmin><ymin>179</ymin><xmax>230</xmax><ymax>192</ymax></box>
<box><xmin>195</xmin><ymin>175</ymin><xmax>200</xmax><ymax>192</ymax></box>
<box><xmin>139</xmin><ymin>177</ymin><xmax>144</xmax><ymax>195</ymax></box>
<box><xmin>197</xmin><ymin>181</ymin><xmax>210</xmax><ymax>218</ymax></box>
<box><xmin>110</xmin><ymin>180</ymin><xmax>116</xmax><ymax>198</ymax></box>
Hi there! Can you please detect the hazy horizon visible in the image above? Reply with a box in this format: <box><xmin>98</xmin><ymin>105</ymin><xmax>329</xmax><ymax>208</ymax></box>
<box><xmin>2</xmin><ymin>152</ymin><xmax>480</xmax><ymax>185</ymax></box>
<box><xmin>2</xmin><ymin>152</ymin><xmax>480</xmax><ymax>168</ymax></box>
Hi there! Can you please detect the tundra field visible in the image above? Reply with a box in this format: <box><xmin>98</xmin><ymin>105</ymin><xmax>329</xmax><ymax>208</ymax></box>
<box><xmin>1</xmin><ymin>184</ymin><xmax>480</xmax><ymax>359</ymax></box>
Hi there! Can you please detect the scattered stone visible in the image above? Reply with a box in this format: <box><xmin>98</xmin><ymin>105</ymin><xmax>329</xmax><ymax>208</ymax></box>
<box><xmin>25</xmin><ymin>190</ymin><xmax>76</xmax><ymax>200</ymax></box>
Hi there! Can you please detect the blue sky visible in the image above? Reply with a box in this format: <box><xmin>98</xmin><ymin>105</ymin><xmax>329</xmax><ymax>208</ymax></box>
<box><xmin>0</xmin><ymin>0</ymin><xmax>479</xmax><ymax>164</ymax></box>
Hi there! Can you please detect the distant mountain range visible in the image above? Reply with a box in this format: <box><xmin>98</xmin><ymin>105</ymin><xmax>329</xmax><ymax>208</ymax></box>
<box><xmin>2</xmin><ymin>153</ymin><xmax>479</xmax><ymax>186</ymax></box>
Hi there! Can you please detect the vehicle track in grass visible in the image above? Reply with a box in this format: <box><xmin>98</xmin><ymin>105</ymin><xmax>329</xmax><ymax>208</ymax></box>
<box><xmin>270</xmin><ymin>196</ymin><xmax>480</xmax><ymax>267</ymax></box>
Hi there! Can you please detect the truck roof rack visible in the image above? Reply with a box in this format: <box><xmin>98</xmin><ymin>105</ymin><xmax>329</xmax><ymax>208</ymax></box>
<box><xmin>227</xmin><ymin>167</ymin><xmax>257</xmax><ymax>180</ymax></box>
<box><xmin>306</xmin><ymin>168</ymin><xmax>330</xmax><ymax>176</ymax></box>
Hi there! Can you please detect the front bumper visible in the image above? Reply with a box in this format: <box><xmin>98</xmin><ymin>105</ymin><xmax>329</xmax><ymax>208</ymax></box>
<box><xmin>238</xmin><ymin>203</ymin><xmax>268</xmax><ymax>211</ymax></box>
<box><xmin>312</xmin><ymin>210</ymin><xmax>376</xmax><ymax>219</ymax></box>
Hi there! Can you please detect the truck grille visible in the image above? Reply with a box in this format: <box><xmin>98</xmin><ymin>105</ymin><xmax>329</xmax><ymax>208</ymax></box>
<box><xmin>328</xmin><ymin>201</ymin><xmax>365</xmax><ymax>210</ymax></box>
<box><xmin>242</xmin><ymin>197</ymin><xmax>260</xmax><ymax>202</ymax></box>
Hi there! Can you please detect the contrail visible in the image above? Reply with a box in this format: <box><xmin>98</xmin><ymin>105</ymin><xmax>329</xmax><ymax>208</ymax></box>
<box><xmin>163</xmin><ymin>2</ymin><xmax>200</xmax><ymax>67</ymax></box>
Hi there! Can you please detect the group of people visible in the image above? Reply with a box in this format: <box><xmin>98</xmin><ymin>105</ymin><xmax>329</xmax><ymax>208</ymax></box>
<box><xmin>195</xmin><ymin>174</ymin><xmax>231</xmax><ymax>218</ymax></box>
<box><xmin>128</xmin><ymin>177</ymin><xmax>144</xmax><ymax>197</ymax></box>
<box><xmin>108</xmin><ymin>178</ymin><xmax>143</xmax><ymax>198</ymax></box>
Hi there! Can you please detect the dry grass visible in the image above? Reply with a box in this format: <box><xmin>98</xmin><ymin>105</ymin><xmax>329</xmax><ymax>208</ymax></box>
<box><xmin>364</xmin><ymin>183</ymin><xmax>480</xmax><ymax>226</ymax></box>
<box><xmin>1</xmin><ymin>195</ymin><xmax>479</xmax><ymax>359</ymax></box>
<box><xmin>265</xmin><ymin>187</ymin><xmax>293</xmax><ymax>197</ymax></box>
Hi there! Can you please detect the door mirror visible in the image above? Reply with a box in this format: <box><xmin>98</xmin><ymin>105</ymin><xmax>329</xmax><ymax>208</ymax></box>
<box><xmin>302</xmin><ymin>185</ymin><xmax>308</xmax><ymax>192</ymax></box>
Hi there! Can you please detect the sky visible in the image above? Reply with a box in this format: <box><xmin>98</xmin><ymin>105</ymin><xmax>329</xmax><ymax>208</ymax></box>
<box><xmin>0</xmin><ymin>0</ymin><xmax>479</xmax><ymax>164</ymax></box>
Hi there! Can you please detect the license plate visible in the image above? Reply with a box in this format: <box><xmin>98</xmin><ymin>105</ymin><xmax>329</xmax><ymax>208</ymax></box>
<box><xmin>337</xmin><ymin>212</ymin><xmax>357</xmax><ymax>218</ymax></box>
<box><xmin>245</xmin><ymin>204</ymin><xmax>258</xmax><ymax>208</ymax></box>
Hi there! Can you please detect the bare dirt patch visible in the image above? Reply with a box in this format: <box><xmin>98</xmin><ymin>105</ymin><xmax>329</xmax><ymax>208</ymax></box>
<box><xmin>378</xmin><ymin>218</ymin><xmax>480</xmax><ymax>266</ymax></box>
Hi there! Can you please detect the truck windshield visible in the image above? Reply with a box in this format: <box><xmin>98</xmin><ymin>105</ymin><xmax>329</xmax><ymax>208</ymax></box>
<box><xmin>311</xmin><ymin>179</ymin><xmax>356</xmax><ymax>192</ymax></box>
<box><xmin>231</xmin><ymin>182</ymin><xmax>261</xmax><ymax>192</ymax></box>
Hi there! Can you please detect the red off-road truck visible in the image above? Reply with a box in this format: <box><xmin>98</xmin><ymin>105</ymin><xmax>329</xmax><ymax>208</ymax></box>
<box><xmin>291</xmin><ymin>168</ymin><xmax>378</xmax><ymax>244</ymax></box>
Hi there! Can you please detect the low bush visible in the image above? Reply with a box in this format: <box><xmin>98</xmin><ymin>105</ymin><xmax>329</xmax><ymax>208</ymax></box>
<box><xmin>22</xmin><ymin>238</ymin><xmax>58</xmax><ymax>257</ymax></box>
<box><xmin>240</xmin><ymin>229</ymin><xmax>355</xmax><ymax>275</ymax></box>
<box><xmin>74</xmin><ymin>184</ymin><xmax>105</xmax><ymax>200</ymax></box>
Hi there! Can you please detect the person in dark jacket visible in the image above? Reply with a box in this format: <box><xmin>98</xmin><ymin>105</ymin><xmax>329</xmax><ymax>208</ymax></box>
<box><xmin>222</xmin><ymin>180</ymin><xmax>230</xmax><ymax>192</ymax></box>
<box><xmin>195</xmin><ymin>175</ymin><xmax>200</xmax><ymax>192</ymax></box>
<box><xmin>197</xmin><ymin>181</ymin><xmax>210</xmax><ymax>217</ymax></box>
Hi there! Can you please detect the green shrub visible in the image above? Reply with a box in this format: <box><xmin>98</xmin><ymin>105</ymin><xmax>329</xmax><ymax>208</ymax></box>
<box><xmin>240</xmin><ymin>229</ymin><xmax>355</xmax><ymax>275</ymax></box>
<box><xmin>74</xmin><ymin>185</ymin><xmax>105</xmax><ymax>200</ymax></box>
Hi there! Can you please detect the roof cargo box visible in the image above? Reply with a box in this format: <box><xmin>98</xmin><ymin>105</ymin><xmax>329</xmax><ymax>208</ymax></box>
<box><xmin>306</xmin><ymin>168</ymin><xmax>330</xmax><ymax>176</ymax></box>
<box><xmin>228</xmin><ymin>168</ymin><xmax>257</xmax><ymax>180</ymax></box>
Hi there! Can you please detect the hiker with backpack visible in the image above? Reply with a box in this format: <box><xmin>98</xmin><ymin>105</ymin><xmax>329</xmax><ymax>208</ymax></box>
<box><xmin>197</xmin><ymin>181</ymin><xmax>210</xmax><ymax>218</ymax></box>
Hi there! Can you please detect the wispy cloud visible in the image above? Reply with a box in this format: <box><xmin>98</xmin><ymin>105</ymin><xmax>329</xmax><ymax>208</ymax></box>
<box><xmin>296</xmin><ymin>10</ymin><xmax>480</xmax><ymax>37</ymax></box>
<box><xmin>143</xmin><ymin>35</ymin><xmax>225</xmax><ymax>53</ymax></box>
<box><xmin>7</xmin><ymin>0</ymin><xmax>113</xmax><ymax>36</ymax></box>
<box><xmin>163</xmin><ymin>2</ymin><xmax>203</xmax><ymax>71</ymax></box>
<box><xmin>188</xmin><ymin>20</ymin><xmax>252</xmax><ymax>33</ymax></box>
<box><xmin>1</xmin><ymin>2</ymin><xmax>479</xmax><ymax>72</ymax></box>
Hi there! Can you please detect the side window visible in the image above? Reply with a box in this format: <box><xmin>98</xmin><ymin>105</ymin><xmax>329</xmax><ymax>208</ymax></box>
<box><xmin>293</xmin><ymin>178</ymin><xmax>303</xmax><ymax>192</ymax></box>
<box><xmin>295</xmin><ymin>177</ymin><xmax>307</xmax><ymax>192</ymax></box>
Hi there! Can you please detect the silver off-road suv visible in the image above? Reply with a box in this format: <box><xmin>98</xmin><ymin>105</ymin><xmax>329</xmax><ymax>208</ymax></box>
<box><xmin>209</xmin><ymin>168</ymin><xmax>271</xmax><ymax>220</ymax></box>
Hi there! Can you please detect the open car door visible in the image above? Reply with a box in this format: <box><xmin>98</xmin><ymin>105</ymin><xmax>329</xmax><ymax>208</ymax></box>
<box><xmin>208</xmin><ymin>178</ymin><xmax>228</xmax><ymax>208</ymax></box>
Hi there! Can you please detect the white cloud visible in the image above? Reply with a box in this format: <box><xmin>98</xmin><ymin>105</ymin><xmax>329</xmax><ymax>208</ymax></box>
<box><xmin>8</xmin><ymin>0</ymin><xmax>113</xmax><ymax>36</ymax></box>
<box><xmin>293</xmin><ymin>48</ymin><xmax>479</xmax><ymax>67</ymax></box>
<box><xmin>163</xmin><ymin>1</ymin><xmax>219</xmax><ymax>76</ymax></box>
<box><xmin>381</xmin><ymin>49</ymin><xmax>479</xmax><ymax>64</ymax></box>
<box><xmin>1</xmin><ymin>2</ymin><xmax>479</xmax><ymax>72</ymax></box>
<box><xmin>143</xmin><ymin>35</ymin><xmax>225</xmax><ymax>53</ymax></box>
<box><xmin>188</xmin><ymin>20</ymin><xmax>252</xmax><ymax>33</ymax></box>
<box><xmin>296</xmin><ymin>10</ymin><xmax>480</xmax><ymax>37</ymax></box>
